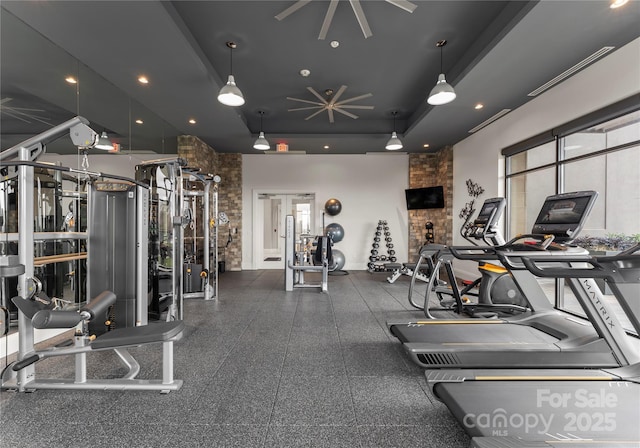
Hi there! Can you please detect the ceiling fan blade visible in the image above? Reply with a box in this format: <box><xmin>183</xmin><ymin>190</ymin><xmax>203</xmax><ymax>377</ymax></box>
<box><xmin>334</xmin><ymin>108</ymin><xmax>359</xmax><ymax>120</ymax></box>
<box><xmin>349</xmin><ymin>0</ymin><xmax>372</xmax><ymax>39</ymax></box>
<box><xmin>338</xmin><ymin>104</ymin><xmax>374</xmax><ymax>110</ymax></box>
<box><xmin>305</xmin><ymin>108</ymin><xmax>327</xmax><ymax>121</ymax></box>
<box><xmin>0</xmin><ymin>110</ymin><xmax>34</xmax><ymax>123</ymax></box>
<box><xmin>286</xmin><ymin>97</ymin><xmax>325</xmax><ymax>106</ymax></box>
<box><xmin>335</xmin><ymin>92</ymin><xmax>373</xmax><ymax>105</ymax></box>
<box><xmin>307</xmin><ymin>87</ymin><xmax>329</xmax><ymax>104</ymax></box>
<box><xmin>328</xmin><ymin>108</ymin><xmax>335</xmax><ymax>124</ymax></box>
<box><xmin>385</xmin><ymin>0</ymin><xmax>418</xmax><ymax>13</ymax></box>
<box><xmin>275</xmin><ymin>0</ymin><xmax>312</xmax><ymax>21</ymax></box>
<box><xmin>288</xmin><ymin>106</ymin><xmax>324</xmax><ymax>112</ymax></box>
<box><xmin>329</xmin><ymin>85</ymin><xmax>348</xmax><ymax>105</ymax></box>
<box><xmin>318</xmin><ymin>0</ymin><xmax>339</xmax><ymax>40</ymax></box>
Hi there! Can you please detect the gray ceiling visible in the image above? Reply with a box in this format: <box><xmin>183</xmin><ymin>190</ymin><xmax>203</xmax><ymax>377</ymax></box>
<box><xmin>1</xmin><ymin>1</ymin><xmax>639</xmax><ymax>156</ymax></box>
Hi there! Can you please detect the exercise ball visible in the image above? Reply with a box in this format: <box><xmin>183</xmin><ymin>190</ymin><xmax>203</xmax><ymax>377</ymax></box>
<box><xmin>330</xmin><ymin>249</ymin><xmax>345</xmax><ymax>271</ymax></box>
<box><xmin>325</xmin><ymin>222</ymin><xmax>344</xmax><ymax>243</ymax></box>
<box><xmin>324</xmin><ymin>198</ymin><xmax>342</xmax><ymax>216</ymax></box>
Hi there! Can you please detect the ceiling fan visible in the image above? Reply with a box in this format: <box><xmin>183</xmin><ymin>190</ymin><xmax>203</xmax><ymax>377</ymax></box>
<box><xmin>275</xmin><ymin>0</ymin><xmax>417</xmax><ymax>39</ymax></box>
<box><xmin>0</xmin><ymin>97</ymin><xmax>52</xmax><ymax>125</ymax></box>
<box><xmin>287</xmin><ymin>85</ymin><xmax>374</xmax><ymax>123</ymax></box>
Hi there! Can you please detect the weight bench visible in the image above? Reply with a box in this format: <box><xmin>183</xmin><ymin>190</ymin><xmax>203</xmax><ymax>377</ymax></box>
<box><xmin>1</xmin><ymin>290</ymin><xmax>185</xmax><ymax>393</ymax></box>
<box><xmin>386</xmin><ymin>262</ymin><xmax>431</xmax><ymax>284</ymax></box>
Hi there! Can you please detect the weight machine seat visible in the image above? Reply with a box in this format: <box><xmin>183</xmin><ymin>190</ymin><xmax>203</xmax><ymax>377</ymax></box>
<box><xmin>91</xmin><ymin>321</ymin><xmax>185</xmax><ymax>350</ymax></box>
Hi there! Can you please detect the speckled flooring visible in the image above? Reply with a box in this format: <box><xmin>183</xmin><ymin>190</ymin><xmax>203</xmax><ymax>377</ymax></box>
<box><xmin>0</xmin><ymin>270</ymin><xmax>469</xmax><ymax>447</ymax></box>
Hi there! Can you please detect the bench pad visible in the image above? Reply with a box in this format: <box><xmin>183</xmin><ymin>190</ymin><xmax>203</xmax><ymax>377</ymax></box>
<box><xmin>91</xmin><ymin>321</ymin><xmax>185</xmax><ymax>350</ymax></box>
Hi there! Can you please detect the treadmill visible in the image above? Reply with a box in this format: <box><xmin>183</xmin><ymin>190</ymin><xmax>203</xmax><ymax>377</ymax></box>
<box><xmin>387</xmin><ymin>191</ymin><xmax>628</xmax><ymax>370</ymax></box>
<box><xmin>429</xmin><ymin>245</ymin><xmax>640</xmax><ymax>445</ymax></box>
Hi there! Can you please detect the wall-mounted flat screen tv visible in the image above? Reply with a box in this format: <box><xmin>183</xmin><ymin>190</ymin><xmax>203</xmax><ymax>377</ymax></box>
<box><xmin>405</xmin><ymin>186</ymin><xmax>445</xmax><ymax>210</ymax></box>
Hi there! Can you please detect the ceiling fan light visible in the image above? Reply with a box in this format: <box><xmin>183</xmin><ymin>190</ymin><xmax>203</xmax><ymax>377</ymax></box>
<box><xmin>428</xmin><ymin>73</ymin><xmax>456</xmax><ymax>105</ymax></box>
<box><xmin>94</xmin><ymin>131</ymin><xmax>114</xmax><ymax>150</ymax></box>
<box><xmin>385</xmin><ymin>131</ymin><xmax>403</xmax><ymax>150</ymax></box>
<box><xmin>253</xmin><ymin>131</ymin><xmax>270</xmax><ymax>150</ymax></box>
<box><xmin>218</xmin><ymin>75</ymin><xmax>245</xmax><ymax>106</ymax></box>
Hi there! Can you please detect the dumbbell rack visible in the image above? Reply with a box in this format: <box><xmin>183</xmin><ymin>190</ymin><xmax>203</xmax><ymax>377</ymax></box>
<box><xmin>367</xmin><ymin>220</ymin><xmax>397</xmax><ymax>272</ymax></box>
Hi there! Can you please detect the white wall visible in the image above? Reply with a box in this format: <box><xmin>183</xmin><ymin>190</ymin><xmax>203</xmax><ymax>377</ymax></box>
<box><xmin>451</xmin><ymin>37</ymin><xmax>640</xmax><ymax>279</ymax></box>
<box><xmin>242</xmin><ymin>154</ymin><xmax>409</xmax><ymax>270</ymax></box>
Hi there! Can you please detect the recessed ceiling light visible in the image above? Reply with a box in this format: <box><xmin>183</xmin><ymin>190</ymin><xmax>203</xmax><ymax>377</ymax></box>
<box><xmin>299</xmin><ymin>69</ymin><xmax>311</xmax><ymax>77</ymax></box>
<box><xmin>323</xmin><ymin>145</ymin><xmax>330</xmax><ymax>149</ymax></box>
<box><xmin>330</xmin><ymin>41</ymin><xmax>340</xmax><ymax>48</ymax></box>
<box><xmin>188</xmin><ymin>118</ymin><xmax>196</xmax><ymax>124</ymax></box>
<box><xmin>138</xmin><ymin>75</ymin><xmax>149</xmax><ymax>84</ymax></box>
<box><xmin>65</xmin><ymin>76</ymin><xmax>77</xmax><ymax>84</ymax></box>
<box><xmin>423</xmin><ymin>144</ymin><xmax>430</xmax><ymax>148</ymax></box>
<box><xmin>135</xmin><ymin>119</ymin><xmax>143</xmax><ymax>124</ymax></box>
<box><xmin>474</xmin><ymin>103</ymin><xmax>484</xmax><ymax>110</ymax></box>
<box><xmin>610</xmin><ymin>0</ymin><xmax>628</xmax><ymax>8</ymax></box>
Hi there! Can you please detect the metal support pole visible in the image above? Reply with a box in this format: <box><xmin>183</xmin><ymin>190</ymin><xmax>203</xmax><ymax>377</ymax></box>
<box><xmin>213</xmin><ymin>186</ymin><xmax>219</xmax><ymax>301</ymax></box>
<box><xmin>203</xmin><ymin>181</ymin><xmax>211</xmax><ymax>300</ymax></box>
<box><xmin>136</xmin><ymin>185</ymin><xmax>149</xmax><ymax>325</ymax></box>
<box><xmin>285</xmin><ymin>215</ymin><xmax>294</xmax><ymax>291</ymax></box>
<box><xmin>17</xmin><ymin>147</ymin><xmax>36</xmax><ymax>391</ymax></box>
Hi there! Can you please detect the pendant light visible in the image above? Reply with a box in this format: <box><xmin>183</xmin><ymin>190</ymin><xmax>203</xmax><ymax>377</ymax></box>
<box><xmin>218</xmin><ymin>41</ymin><xmax>245</xmax><ymax>107</ymax></box>
<box><xmin>385</xmin><ymin>111</ymin><xmax>403</xmax><ymax>151</ymax></box>
<box><xmin>253</xmin><ymin>111</ymin><xmax>270</xmax><ymax>150</ymax></box>
<box><xmin>427</xmin><ymin>40</ymin><xmax>456</xmax><ymax>106</ymax></box>
<box><xmin>94</xmin><ymin>131</ymin><xmax>114</xmax><ymax>150</ymax></box>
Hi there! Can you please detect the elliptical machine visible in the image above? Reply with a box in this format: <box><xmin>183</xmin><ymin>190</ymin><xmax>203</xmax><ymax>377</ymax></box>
<box><xmin>409</xmin><ymin>197</ymin><xmax>528</xmax><ymax>318</ymax></box>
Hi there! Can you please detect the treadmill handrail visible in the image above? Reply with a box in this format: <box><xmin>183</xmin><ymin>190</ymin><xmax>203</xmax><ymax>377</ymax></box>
<box><xmin>520</xmin><ymin>243</ymin><xmax>640</xmax><ymax>280</ymax></box>
<box><xmin>521</xmin><ymin>256</ymin><xmax>605</xmax><ymax>279</ymax></box>
<box><xmin>448</xmin><ymin>233</ymin><xmax>555</xmax><ymax>262</ymax></box>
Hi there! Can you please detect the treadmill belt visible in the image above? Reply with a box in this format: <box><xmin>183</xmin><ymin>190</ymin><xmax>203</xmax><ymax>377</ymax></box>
<box><xmin>391</xmin><ymin>322</ymin><xmax>559</xmax><ymax>345</ymax></box>
<box><xmin>435</xmin><ymin>380</ymin><xmax>640</xmax><ymax>439</ymax></box>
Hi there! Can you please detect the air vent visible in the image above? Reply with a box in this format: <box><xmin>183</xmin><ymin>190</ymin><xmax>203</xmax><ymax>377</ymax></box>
<box><xmin>417</xmin><ymin>352</ymin><xmax>461</xmax><ymax>366</ymax></box>
<box><xmin>528</xmin><ymin>46</ymin><xmax>615</xmax><ymax>97</ymax></box>
<box><xmin>468</xmin><ymin>109</ymin><xmax>512</xmax><ymax>133</ymax></box>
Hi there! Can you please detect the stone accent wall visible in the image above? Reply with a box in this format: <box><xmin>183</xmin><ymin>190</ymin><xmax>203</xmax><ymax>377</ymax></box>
<box><xmin>408</xmin><ymin>146</ymin><xmax>453</xmax><ymax>260</ymax></box>
<box><xmin>177</xmin><ymin>135</ymin><xmax>242</xmax><ymax>271</ymax></box>
<box><xmin>216</xmin><ymin>153</ymin><xmax>242</xmax><ymax>271</ymax></box>
<box><xmin>177</xmin><ymin>135</ymin><xmax>218</xmax><ymax>174</ymax></box>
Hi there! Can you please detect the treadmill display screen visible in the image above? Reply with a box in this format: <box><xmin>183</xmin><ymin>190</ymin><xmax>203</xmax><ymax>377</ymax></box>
<box><xmin>476</xmin><ymin>202</ymin><xmax>497</xmax><ymax>224</ymax></box>
<box><xmin>531</xmin><ymin>191</ymin><xmax>598</xmax><ymax>242</ymax></box>
<box><xmin>535</xmin><ymin>196</ymin><xmax>591</xmax><ymax>225</ymax></box>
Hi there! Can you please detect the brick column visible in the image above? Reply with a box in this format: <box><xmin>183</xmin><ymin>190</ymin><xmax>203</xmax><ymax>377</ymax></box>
<box><xmin>177</xmin><ymin>136</ymin><xmax>243</xmax><ymax>271</ymax></box>
<box><xmin>407</xmin><ymin>146</ymin><xmax>453</xmax><ymax>260</ymax></box>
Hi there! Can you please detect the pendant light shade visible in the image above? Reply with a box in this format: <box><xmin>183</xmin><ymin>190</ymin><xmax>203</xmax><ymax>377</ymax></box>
<box><xmin>385</xmin><ymin>111</ymin><xmax>403</xmax><ymax>150</ymax></box>
<box><xmin>94</xmin><ymin>131</ymin><xmax>114</xmax><ymax>150</ymax></box>
<box><xmin>218</xmin><ymin>42</ymin><xmax>245</xmax><ymax>107</ymax></box>
<box><xmin>253</xmin><ymin>131</ymin><xmax>270</xmax><ymax>150</ymax></box>
<box><xmin>385</xmin><ymin>131</ymin><xmax>403</xmax><ymax>151</ymax></box>
<box><xmin>427</xmin><ymin>40</ymin><xmax>456</xmax><ymax>106</ymax></box>
<box><xmin>428</xmin><ymin>73</ymin><xmax>456</xmax><ymax>105</ymax></box>
<box><xmin>218</xmin><ymin>75</ymin><xmax>245</xmax><ymax>107</ymax></box>
<box><xmin>253</xmin><ymin>111</ymin><xmax>270</xmax><ymax>150</ymax></box>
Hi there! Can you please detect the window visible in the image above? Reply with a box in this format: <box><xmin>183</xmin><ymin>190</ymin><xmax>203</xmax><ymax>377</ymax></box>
<box><xmin>504</xmin><ymin>100</ymin><xmax>640</xmax><ymax>335</ymax></box>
